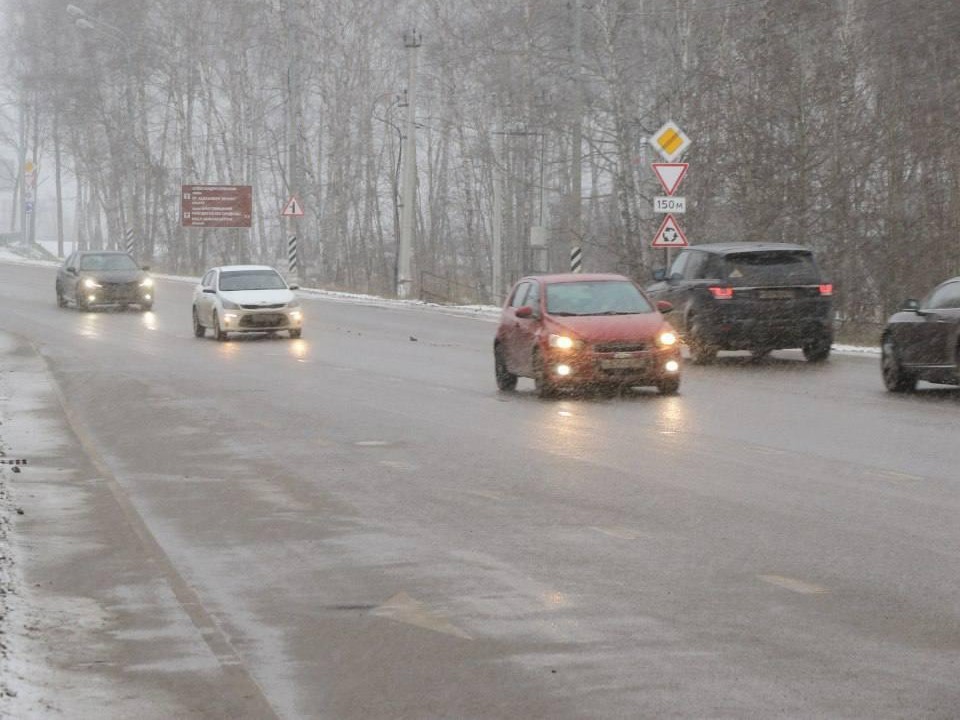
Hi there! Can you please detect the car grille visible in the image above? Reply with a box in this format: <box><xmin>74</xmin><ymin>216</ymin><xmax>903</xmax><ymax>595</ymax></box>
<box><xmin>100</xmin><ymin>282</ymin><xmax>141</xmax><ymax>298</ymax></box>
<box><xmin>241</xmin><ymin>303</ymin><xmax>286</xmax><ymax>310</ymax></box>
<box><xmin>239</xmin><ymin>313</ymin><xmax>287</xmax><ymax>327</ymax></box>
<box><xmin>593</xmin><ymin>342</ymin><xmax>648</xmax><ymax>353</ymax></box>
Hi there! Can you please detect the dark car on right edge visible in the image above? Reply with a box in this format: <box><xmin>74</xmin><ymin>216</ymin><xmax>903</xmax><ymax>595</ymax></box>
<box><xmin>646</xmin><ymin>242</ymin><xmax>833</xmax><ymax>364</ymax></box>
<box><xmin>881</xmin><ymin>276</ymin><xmax>960</xmax><ymax>392</ymax></box>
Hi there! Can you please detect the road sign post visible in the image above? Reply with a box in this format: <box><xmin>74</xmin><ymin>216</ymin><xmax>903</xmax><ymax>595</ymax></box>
<box><xmin>281</xmin><ymin>196</ymin><xmax>305</xmax><ymax>283</ymax></box>
<box><xmin>648</xmin><ymin>124</ymin><xmax>691</xmax><ymax>267</ymax></box>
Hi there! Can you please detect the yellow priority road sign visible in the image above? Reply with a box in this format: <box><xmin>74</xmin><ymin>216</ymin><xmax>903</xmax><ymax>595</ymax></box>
<box><xmin>650</xmin><ymin>121</ymin><xmax>691</xmax><ymax>162</ymax></box>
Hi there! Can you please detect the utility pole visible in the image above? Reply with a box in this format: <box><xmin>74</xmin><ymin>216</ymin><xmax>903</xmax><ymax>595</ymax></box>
<box><xmin>398</xmin><ymin>28</ymin><xmax>421</xmax><ymax>299</ymax></box>
<box><xmin>569</xmin><ymin>0</ymin><xmax>583</xmax><ymax>273</ymax></box>
<box><xmin>18</xmin><ymin>98</ymin><xmax>28</xmax><ymax>248</ymax></box>
<box><xmin>492</xmin><ymin>120</ymin><xmax>504</xmax><ymax>303</ymax></box>
<box><xmin>285</xmin><ymin>0</ymin><xmax>303</xmax><ymax>283</ymax></box>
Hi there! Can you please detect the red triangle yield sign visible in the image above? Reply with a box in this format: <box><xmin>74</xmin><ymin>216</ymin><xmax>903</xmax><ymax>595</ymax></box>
<box><xmin>651</xmin><ymin>214</ymin><xmax>688</xmax><ymax>248</ymax></box>
<box><xmin>651</xmin><ymin>163</ymin><xmax>688</xmax><ymax>196</ymax></box>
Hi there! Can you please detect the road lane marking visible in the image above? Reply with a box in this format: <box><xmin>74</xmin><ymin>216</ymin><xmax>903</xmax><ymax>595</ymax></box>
<box><xmin>462</xmin><ymin>489</ymin><xmax>504</xmax><ymax>502</ymax></box>
<box><xmin>875</xmin><ymin>469</ymin><xmax>924</xmax><ymax>483</ymax></box>
<box><xmin>590</xmin><ymin>526</ymin><xmax>641</xmax><ymax>540</ymax></box>
<box><xmin>749</xmin><ymin>445</ymin><xmax>788</xmax><ymax>456</ymax></box>
<box><xmin>759</xmin><ymin>574</ymin><xmax>828</xmax><ymax>595</ymax></box>
<box><xmin>373</xmin><ymin>592</ymin><xmax>472</xmax><ymax>639</ymax></box>
<box><xmin>379</xmin><ymin>460</ymin><xmax>416</xmax><ymax>471</ymax></box>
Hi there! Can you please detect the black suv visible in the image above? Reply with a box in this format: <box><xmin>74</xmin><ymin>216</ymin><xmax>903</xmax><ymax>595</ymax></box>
<box><xmin>646</xmin><ymin>242</ymin><xmax>833</xmax><ymax>363</ymax></box>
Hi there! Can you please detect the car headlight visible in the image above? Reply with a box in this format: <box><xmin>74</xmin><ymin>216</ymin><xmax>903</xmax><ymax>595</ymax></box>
<box><xmin>139</xmin><ymin>277</ymin><xmax>154</xmax><ymax>288</ymax></box>
<box><xmin>548</xmin><ymin>333</ymin><xmax>580</xmax><ymax>350</ymax></box>
<box><xmin>83</xmin><ymin>277</ymin><xmax>102</xmax><ymax>289</ymax></box>
<box><xmin>220</xmin><ymin>298</ymin><xmax>241</xmax><ymax>310</ymax></box>
<box><xmin>657</xmin><ymin>330</ymin><xmax>678</xmax><ymax>347</ymax></box>
<box><xmin>287</xmin><ymin>300</ymin><xmax>301</xmax><ymax>309</ymax></box>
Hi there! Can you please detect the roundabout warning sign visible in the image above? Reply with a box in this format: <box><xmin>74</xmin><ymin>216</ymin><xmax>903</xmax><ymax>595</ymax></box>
<box><xmin>651</xmin><ymin>214</ymin><xmax>688</xmax><ymax>248</ymax></box>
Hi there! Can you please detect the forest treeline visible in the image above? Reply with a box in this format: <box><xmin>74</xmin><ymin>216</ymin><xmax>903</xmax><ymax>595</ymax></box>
<box><xmin>2</xmin><ymin>0</ymin><xmax>958</xmax><ymax>332</ymax></box>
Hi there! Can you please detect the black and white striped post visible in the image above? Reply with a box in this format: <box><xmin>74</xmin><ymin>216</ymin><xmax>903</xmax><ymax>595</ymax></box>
<box><xmin>570</xmin><ymin>245</ymin><xmax>583</xmax><ymax>273</ymax></box>
<box><xmin>124</xmin><ymin>227</ymin><xmax>135</xmax><ymax>256</ymax></box>
<box><xmin>287</xmin><ymin>235</ymin><xmax>298</xmax><ymax>280</ymax></box>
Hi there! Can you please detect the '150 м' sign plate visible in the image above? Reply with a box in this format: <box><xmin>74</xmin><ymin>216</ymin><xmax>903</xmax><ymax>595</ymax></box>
<box><xmin>654</xmin><ymin>197</ymin><xmax>686</xmax><ymax>213</ymax></box>
<box><xmin>181</xmin><ymin>185</ymin><xmax>252</xmax><ymax>228</ymax></box>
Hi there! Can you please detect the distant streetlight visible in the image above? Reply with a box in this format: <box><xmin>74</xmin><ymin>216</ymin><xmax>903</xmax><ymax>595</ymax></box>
<box><xmin>66</xmin><ymin>4</ymin><xmax>126</xmax><ymax>41</ymax></box>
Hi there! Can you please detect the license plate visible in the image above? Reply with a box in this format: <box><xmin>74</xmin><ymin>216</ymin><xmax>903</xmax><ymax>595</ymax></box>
<box><xmin>600</xmin><ymin>358</ymin><xmax>646</xmax><ymax>370</ymax></box>
<box><xmin>758</xmin><ymin>289</ymin><xmax>794</xmax><ymax>299</ymax></box>
<box><xmin>249</xmin><ymin>314</ymin><xmax>283</xmax><ymax>326</ymax></box>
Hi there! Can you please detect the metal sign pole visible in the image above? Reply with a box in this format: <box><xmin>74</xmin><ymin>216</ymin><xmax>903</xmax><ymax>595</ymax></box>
<box><xmin>288</xmin><ymin>233</ymin><xmax>298</xmax><ymax>282</ymax></box>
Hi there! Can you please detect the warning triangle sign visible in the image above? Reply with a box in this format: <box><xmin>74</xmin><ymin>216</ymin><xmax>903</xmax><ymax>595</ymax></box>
<box><xmin>652</xmin><ymin>163</ymin><xmax>688</xmax><ymax>196</ymax></box>
<box><xmin>281</xmin><ymin>196</ymin><xmax>305</xmax><ymax>217</ymax></box>
<box><xmin>651</xmin><ymin>214</ymin><xmax>688</xmax><ymax>248</ymax></box>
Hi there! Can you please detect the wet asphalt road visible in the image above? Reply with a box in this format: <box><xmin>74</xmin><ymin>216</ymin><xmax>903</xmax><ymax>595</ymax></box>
<box><xmin>1</xmin><ymin>261</ymin><xmax>959</xmax><ymax>719</ymax></box>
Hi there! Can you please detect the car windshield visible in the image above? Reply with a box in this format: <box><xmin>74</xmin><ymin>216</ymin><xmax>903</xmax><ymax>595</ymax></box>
<box><xmin>721</xmin><ymin>251</ymin><xmax>819</xmax><ymax>285</ymax></box>
<box><xmin>219</xmin><ymin>269</ymin><xmax>287</xmax><ymax>291</ymax></box>
<box><xmin>78</xmin><ymin>254</ymin><xmax>138</xmax><ymax>271</ymax></box>
<box><xmin>545</xmin><ymin>280</ymin><xmax>653</xmax><ymax>316</ymax></box>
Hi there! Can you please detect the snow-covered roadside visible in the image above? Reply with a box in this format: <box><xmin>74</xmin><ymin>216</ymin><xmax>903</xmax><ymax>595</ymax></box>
<box><xmin>0</xmin><ymin>334</ymin><xmax>34</xmax><ymax>711</ymax></box>
<box><xmin>0</xmin><ymin>428</ymin><xmax>17</xmax><ymax>706</ymax></box>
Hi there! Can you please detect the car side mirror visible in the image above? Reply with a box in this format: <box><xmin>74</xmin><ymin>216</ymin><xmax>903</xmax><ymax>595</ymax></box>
<box><xmin>902</xmin><ymin>298</ymin><xmax>920</xmax><ymax>312</ymax></box>
<box><xmin>289</xmin><ymin>284</ymin><xmax>300</xmax><ymax>290</ymax></box>
<box><xmin>66</xmin><ymin>266</ymin><xmax>76</xmax><ymax>274</ymax></box>
<box><xmin>202</xmin><ymin>287</ymin><xmax>216</xmax><ymax>294</ymax></box>
<box><xmin>515</xmin><ymin>305</ymin><xmax>534</xmax><ymax>319</ymax></box>
<box><xmin>652</xmin><ymin>268</ymin><xmax>666</xmax><ymax>282</ymax></box>
<box><xmin>656</xmin><ymin>300</ymin><xmax>674</xmax><ymax>314</ymax></box>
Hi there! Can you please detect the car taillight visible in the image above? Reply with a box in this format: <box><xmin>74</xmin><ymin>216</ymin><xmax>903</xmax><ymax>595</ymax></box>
<box><xmin>708</xmin><ymin>286</ymin><xmax>734</xmax><ymax>300</ymax></box>
<box><xmin>818</xmin><ymin>283</ymin><xmax>833</xmax><ymax>296</ymax></box>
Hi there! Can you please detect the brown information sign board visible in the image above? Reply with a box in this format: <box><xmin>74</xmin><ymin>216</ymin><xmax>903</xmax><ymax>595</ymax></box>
<box><xmin>181</xmin><ymin>184</ymin><xmax>252</xmax><ymax>228</ymax></box>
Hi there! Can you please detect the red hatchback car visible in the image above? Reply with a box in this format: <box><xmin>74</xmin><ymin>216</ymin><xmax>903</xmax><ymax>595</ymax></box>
<box><xmin>494</xmin><ymin>273</ymin><xmax>682</xmax><ymax>397</ymax></box>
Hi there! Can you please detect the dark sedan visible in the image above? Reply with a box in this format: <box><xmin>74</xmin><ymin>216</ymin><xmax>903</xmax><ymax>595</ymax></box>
<box><xmin>56</xmin><ymin>250</ymin><xmax>155</xmax><ymax>311</ymax></box>
<box><xmin>881</xmin><ymin>276</ymin><xmax>960</xmax><ymax>392</ymax></box>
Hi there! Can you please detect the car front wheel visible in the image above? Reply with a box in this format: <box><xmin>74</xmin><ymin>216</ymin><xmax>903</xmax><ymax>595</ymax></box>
<box><xmin>192</xmin><ymin>307</ymin><xmax>205</xmax><ymax>337</ymax></box>
<box><xmin>656</xmin><ymin>377</ymin><xmax>681</xmax><ymax>395</ymax></box>
<box><xmin>494</xmin><ymin>344</ymin><xmax>517</xmax><ymax>391</ymax></box>
<box><xmin>881</xmin><ymin>334</ymin><xmax>916</xmax><ymax>392</ymax></box>
<box><xmin>532</xmin><ymin>351</ymin><xmax>556</xmax><ymax>399</ymax></box>
<box><xmin>212</xmin><ymin>310</ymin><xmax>227</xmax><ymax>341</ymax></box>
